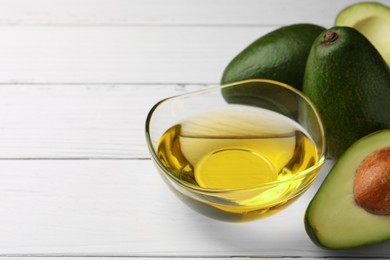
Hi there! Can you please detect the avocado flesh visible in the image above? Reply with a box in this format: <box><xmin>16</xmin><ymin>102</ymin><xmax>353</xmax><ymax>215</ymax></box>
<box><xmin>335</xmin><ymin>2</ymin><xmax>390</xmax><ymax>66</ymax></box>
<box><xmin>221</xmin><ymin>23</ymin><xmax>325</xmax><ymax>90</ymax></box>
<box><xmin>305</xmin><ymin>130</ymin><xmax>390</xmax><ymax>249</ymax></box>
<box><xmin>302</xmin><ymin>26</ymin><xmax>390</xmax><ymax>159</ymax></box>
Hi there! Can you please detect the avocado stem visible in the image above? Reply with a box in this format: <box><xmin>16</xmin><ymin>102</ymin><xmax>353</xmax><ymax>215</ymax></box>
<box><xmin>321</xmin><ymin>31</ymin><xmax>339</xmax><ymax>45</ymax></box>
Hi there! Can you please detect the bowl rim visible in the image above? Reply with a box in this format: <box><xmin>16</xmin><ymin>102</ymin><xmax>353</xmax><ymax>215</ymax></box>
<box><xmin>145</xmin><ymin>78</ymin><xmax>327</xmax><ymax>193</ymax></box>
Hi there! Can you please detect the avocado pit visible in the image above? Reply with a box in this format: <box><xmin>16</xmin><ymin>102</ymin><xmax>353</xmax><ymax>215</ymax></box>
<box><xmin>354</xmin><ymin>147</ymin><xmax>390</xmax><ymax>215</ymax></box>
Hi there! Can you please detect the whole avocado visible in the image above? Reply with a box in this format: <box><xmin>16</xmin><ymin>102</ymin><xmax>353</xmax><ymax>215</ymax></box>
<box><xmin>221</xmin><ymin>23</ymin><xmax>325</xmax><ymax>90</ymax></box>
<box><xmin>303</xmin><ymin>26</ymin><xmax>390</xmax><ymax>159</ymax></box>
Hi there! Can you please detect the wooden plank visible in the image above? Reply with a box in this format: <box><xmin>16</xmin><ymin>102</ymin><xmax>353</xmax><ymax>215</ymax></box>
<box><xmin>2</xmin><ymin>258</ymin><xmax>354</xmax><ymax>260</ymax></box>
<box><xmin>0</xmin><ymin>258</ymin><xmax>384</xmax><ymax>260</ymax></box>
<box><xmin>0</xmin><ymin>84</ymin><xmax>209</xmax><ymax>159</ymax></box>
<box><xmin>0</xmin><ymin>159</ymin><xmax>388</xmax><ymax>258</ymax></box>
<box><xmin>0</xmin><ymin>256</ymin><xmax>380</xmax><ymax>260</ymax></box>
<box><xmin>0</xmin><ymin>26</ymin><xmax>276</xmax><ymax>84</ymax></box>
<box><xmin>0</xmin><ymin>0</ymin><xmax>364</xmax><ymax>26</ymax></box>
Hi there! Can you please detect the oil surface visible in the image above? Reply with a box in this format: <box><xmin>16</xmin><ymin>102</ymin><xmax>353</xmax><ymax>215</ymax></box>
<box><xmin>157</xmin><ymin>105</ymin><xmax>319</xmax><ymax>191</ymax></box>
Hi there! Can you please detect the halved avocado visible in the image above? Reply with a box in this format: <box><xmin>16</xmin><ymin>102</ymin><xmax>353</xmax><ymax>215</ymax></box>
<box><xmin>305</xmin><ymin>130</ymin><xmax>390</xmax><ymax>249</ymax></box>
<box><xmin>335</xmin><ymin>2</ymin><xmax>390</xmax><ymax>66</ymax></box>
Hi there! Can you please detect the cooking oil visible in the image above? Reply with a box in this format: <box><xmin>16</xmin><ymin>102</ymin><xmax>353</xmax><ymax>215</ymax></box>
<box><xmin>156</xmin><ymin>105</ymin><xmax>320</xmax><ymax>216</ymax></box>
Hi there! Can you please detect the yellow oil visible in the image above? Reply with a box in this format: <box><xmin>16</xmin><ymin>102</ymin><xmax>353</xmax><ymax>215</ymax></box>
<box><xmin>156</xmin><ymin>105</ymin><xmax>320</xmax><ymax>216</ymax></box>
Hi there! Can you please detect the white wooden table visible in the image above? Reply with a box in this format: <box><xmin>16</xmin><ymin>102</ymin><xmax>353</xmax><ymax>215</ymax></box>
<box><xmin>0</xmin><ymin>0</ymin><xmax>389</xmax><ymax>259</ymax></box>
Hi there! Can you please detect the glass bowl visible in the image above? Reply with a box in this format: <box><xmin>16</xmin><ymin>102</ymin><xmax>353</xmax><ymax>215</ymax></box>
<box><xmin>145</xmin><ymin>79</ymin><xmax>327</xmax><ymax>222</ymax></box>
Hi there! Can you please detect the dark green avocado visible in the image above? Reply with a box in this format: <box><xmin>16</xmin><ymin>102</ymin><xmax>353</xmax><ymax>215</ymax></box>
<box><xmin>305</xmin><ymin>130</ymin><xmax>390</xmax><ymax>249</ymax></box>
<box><xmin>303</xmin><ymin>26</ymin><xmax>390</xmax><ymax>159</ymax></box>
<box><xmin>221</xmin><ymin>23</ymin><xmax>325</xmax><ymax>90</ymax></box>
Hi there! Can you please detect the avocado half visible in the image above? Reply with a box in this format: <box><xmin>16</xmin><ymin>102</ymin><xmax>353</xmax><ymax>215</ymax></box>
<box><xmin>335</xmin><ymin>2</ymin><xmax>390</xmax><ymax>66</ymax></box>
<box><xmin>305</xmin><ymin>130</ymin><xmax>390</xmax><ymax>249</ymax></box>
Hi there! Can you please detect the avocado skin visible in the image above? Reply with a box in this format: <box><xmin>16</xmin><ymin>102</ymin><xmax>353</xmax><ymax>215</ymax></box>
<box><xmin>221</xmin><ymin>23</ymin><xmax>325</xmax><ymax>90</ymax></box>
<box><xmin>304</xmin><ymin>130</ymin><xmax>390</xmax><ymax>249</ymax></box>
<box><xmin>303</xmin><ymin>26</ymin><xmax>390</xmax><ymax>159</ymax></box>
<box><xmin>304</xmin><ymin>216</ymin><xmax>324</xmax><ymax>248</ymax></box>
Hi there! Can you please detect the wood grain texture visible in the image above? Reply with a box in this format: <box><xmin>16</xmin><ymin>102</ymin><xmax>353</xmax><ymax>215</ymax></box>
<box><xmin>0</xmin><ymin>84</ymin><xmax>208</xmax><ymax>158</ymax></box>
<box><xmin>6</xmin><ymin>258</ymin><xmax>372</xmax><ymax>260</ymax></box>
<box><xmin>0</xmin><ymin>159</ymin><xmax>388</xmax><ymax>258</ymax></box>
<box><xmin>0</xmin><ymin>26</ymin><xmax>275</xmax><ymax>84</ymax></box>
<box><xmin>0</xmin><ymin>0</ymin><xmax>364</xmax><ymax>26</ymax></box>
<box><xmin>0</xmin><ymin>0</ymin><xmax>389</xmax><ymax>258</ymax></box>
